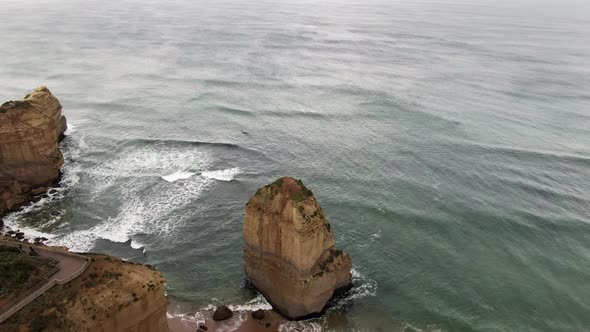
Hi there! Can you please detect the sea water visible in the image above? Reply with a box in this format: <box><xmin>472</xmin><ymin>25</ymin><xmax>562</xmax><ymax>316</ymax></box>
<box><xmin>1</xmin><ymin>0</ymin><xmax>590</xmax><ymax>330</ymax></box>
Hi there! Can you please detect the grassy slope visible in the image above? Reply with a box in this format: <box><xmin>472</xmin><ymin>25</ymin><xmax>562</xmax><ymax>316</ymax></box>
<box><xmin>0</xmin><ymin>245</ymin><xmax>57</xmax><ymax>302</ymax></box>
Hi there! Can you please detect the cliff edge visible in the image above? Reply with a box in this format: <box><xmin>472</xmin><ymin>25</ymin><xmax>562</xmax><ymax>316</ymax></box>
<box><xmin>243</xmin><ymin>177</ymin><xmax>352</xmax><ymax>320</ymax></box>
<box><xmin>1</xmin><ymin>247</ymin><xmax>169</xmax><ymax>332</ymax></box>
<box><xmin>0</xmin><ymin>86</ymin><xmax>67</xmax><ymax>218</ymax></box>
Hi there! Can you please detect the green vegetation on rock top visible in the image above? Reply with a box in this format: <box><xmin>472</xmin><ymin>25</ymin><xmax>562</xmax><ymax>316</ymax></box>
<box><xmin>0</xmin><ymin>100</ymin><xmax>32</xmax><ymax>113</ymax></box>
<box><xmin>0</xmin><ymin>245</ymin><xmax>57</xmax><ymax>297</ymax></box>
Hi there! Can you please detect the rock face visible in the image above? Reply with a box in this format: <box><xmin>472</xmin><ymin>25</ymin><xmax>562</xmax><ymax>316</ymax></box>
<box><xmin>243</xmin><ymin>177</ymin><xmax>352</xmax><ymax>320</ymax></box>
<box><xmin>212</xmin><ymin>305</ymin><xmax>233</xmax><ymax>321</ymax></box>
<box><xmin>0</xmin><ymin>86</ymin><xmax>67</xmax><ymax>217</ymax></box>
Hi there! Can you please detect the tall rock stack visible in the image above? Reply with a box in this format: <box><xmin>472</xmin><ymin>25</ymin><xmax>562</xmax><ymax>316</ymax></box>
<box><xmin>0</xmin><ymin>86</ymin><xmax>67</xmax><ymax>218</ymax></box>
<box><xmin>243</xmin><ymin>177</ymin><xmax>352</xmax><ymax>320</ymax></box>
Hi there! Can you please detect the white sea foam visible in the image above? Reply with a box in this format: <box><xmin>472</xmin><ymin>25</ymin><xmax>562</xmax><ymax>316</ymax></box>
<box><xmin>401</xmin><ymin>323</ymin><xmax>444</xmax><ymax>332</ymax></box>
<box><xmin>2</xmin><ymin>218</ymin><xmax>55</xmax><ymax>241</ymax></box>
<box><xmin>227</xmin><ymin>294</ymin><xmax>272</xmax><ymax>312</ymax></box>
<box><xmin>328</xmin><ymin>268</ymin><xmax>377</xmax><ymax>312</ymax></box>
<box><xmin>48</xmin><ymin>143</ymin><xmax>243</xmax><ymax>252</ymax></box>
<box><xmin>370</xmin><ymin>230</ymin><xmax>382</xmax><ymax>240</ymax></box>
<box><xmin>166</xmin><ymin>295</ymin><xmax>276</xmax><ymax>332</ymax></box>
<box><xmin>162</xmin><ymin>171</ymin><xmax>196</xmax><ymax>182</ymax></box>
<box><xmin>63</xmin><ymin>123</ymin><xmax>76</xmax><ymax>136</ymax></box>
<box><xmin>279</xmin><ymin>321</ymin><xmax>323</xmax><ymax>332</ymax></box>
<box><xmin>4</xmin><ymin>130</ymin><xmax>242</xmax><ymax>254</ymax></box>
<box><xmin>53</xmin><ymin>174</ymin><xmax>212</xmax><ymax>251</ymax></box>
<box><xmin>201</xmin><ymin>167</ymin><xmax>241</xmax><ymax>181</ymax></box>
<box><xmin>2</xmin><ymin>183</ymin><xmax>66</xmax><ymax>242</ymax></box>
<box><xmin>130</xmin><ymin>239</ymin><xmax>145</xmax><ymax>250</ymax></box>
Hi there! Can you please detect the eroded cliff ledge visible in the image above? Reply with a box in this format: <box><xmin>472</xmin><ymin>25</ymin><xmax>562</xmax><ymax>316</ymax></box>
<box><xmin>1</xmin><ymin>247</ymin><xmax>169</xmax><ymax>332</ymax></box>
<box><xmin>0</xmin><ymin>86</ymin><xmax>67</xmax><ymax>218</ymax></box>
<box><xmin>243</xmin><ymin>177</ymin><xmax>352</xmax><ymax>320</ymax></box>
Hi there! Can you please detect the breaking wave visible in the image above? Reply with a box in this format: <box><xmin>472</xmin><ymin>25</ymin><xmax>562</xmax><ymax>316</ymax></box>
<box><xmin>327</xmin><ymin>268</ymin><xmax>378</xmax><ymax>312</ymax></box>
<box><xmin>162</xmin><ymin>167</ymin><xmax>240</xmax><ymax>183</ymax></box>
<box><xmin>162</xmin><ymin>171</ymin><xmax>197</xmax><ymax>182</ymax></box>
<box><xmin>202</xmin><ymin>167</ymin><xmax>241</xmax><ymax>182</ymax></box>
<box><xmin>278</xmin><ymin>321</ymin><xmax>323</xmax><ymax>332</ymax></box>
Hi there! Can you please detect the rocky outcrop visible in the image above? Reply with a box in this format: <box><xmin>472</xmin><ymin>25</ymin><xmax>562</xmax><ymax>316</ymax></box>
<box><xmin>212</xmin><ymin>305</ymin><xmax>233</xmax><ymax>321</ymax></box>
<box><xmin>243</xmin><ymin>177</ymin><xmax>352</xmax><ymax>320</ymax></box>
<box><xmin>0</xmin><ymin>86</ymin><xmax>67</xmax><ymax>218</ymax></box>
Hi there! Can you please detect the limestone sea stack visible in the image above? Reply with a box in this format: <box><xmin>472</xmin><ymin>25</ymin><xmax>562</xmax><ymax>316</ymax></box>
<box><xmin>243</xmin><ymin>177</ymin><xmax>352</xmax><ymax>320</ymax></box>
<box><xmin>0</xmin><ymin>86</ymin><xmax>67</xmax><ymax>218</ymax></box>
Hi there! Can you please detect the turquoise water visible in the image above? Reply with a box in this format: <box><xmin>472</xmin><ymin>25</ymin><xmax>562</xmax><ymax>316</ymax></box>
<box><xmin>2</xmin><ymin>0</ymin><xmax>590</xmax><ymax>331</ymax></box>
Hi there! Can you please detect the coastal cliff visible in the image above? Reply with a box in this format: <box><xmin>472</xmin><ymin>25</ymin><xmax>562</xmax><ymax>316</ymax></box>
<box><xmin>243</xmin><ymin>177</ymin><xmax>352</xmax><ymax>320</ymax></box>
<box><xmin>0</xmin><ymin>87</ymin><xmax>170</xmax><ymax>332</ymax></box>
<box><xmin>0</xmin><ymin>86</ymin><xmax>67</xmax><ymax>218</ymax></box>
<box><xmin>1</xmin><ymin>249</ymin><xmax>169</xmax><ymax>332</ymax></box>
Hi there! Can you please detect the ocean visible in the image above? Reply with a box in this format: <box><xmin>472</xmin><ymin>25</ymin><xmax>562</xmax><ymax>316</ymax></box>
<box><xmin>1</xmin><ymin>0</ymin><xmax>590</xmax><ymax>330</ymax></box>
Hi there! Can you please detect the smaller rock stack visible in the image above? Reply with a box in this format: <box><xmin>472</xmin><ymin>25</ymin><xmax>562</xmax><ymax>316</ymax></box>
<box><xmin>243</xmin><ymin>177</ymin><xmax>352</xmax><ymax>320</ymax></box>
<box><xmin>0</xmin><ymin>87</ymin><xmax>67</xmax><ymax>218</ymax></box>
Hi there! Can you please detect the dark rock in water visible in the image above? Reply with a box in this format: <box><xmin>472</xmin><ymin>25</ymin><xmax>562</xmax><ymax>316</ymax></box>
<box><xmin>7</xmin><ymin>230</ymin><xmax>15</xmax><ymax>235</ymax></box>
<box><xmin>197</xmin><ymin>323</ymin><xmax>208</xmax><ymax>331</ymax></box>
<box><xmin>16</xmin><ymin>232</ymin><xmax>24</xmax><ymax>237</ymax></box>
<box><xmin>16</xmin><ymin>234</ymin><xmax>25</xmax><ymax>240</ymax></box>
<box><xmin>48</xmin><ymin>189</ymin><xmax>58</xmax><ymax>195</ymax></box>
<box><xmin>251</xmin><ymin>309</ymin><xmax>265</xmax><ymax>320</ymax></box>
<box><xmin>50</xmin><ymin>211</ymin><xmax>60</xmax><ymax>216</ymax></box>
<box><xmin>41</xmin><ymin>237</ymin><xmax>48</xmax><ymax>241</ymax></box>
<box><xmin>212</xmin><ymin>305</ymin><xmax>233</xmax><ymax>321</ymax></box>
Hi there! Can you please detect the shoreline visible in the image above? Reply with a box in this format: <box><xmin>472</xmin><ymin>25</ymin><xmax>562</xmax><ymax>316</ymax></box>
<box><xmin>166</xmin><ymin>309</ymin><xmax>286</xmax><ymax>332</ymax></box>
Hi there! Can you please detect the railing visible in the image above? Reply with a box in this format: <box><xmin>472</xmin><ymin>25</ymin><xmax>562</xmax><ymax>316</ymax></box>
<box><xmin>0</xmin><ymin>260</ymin><xmax>59</xmax><ymax>311</ymax></box>
<box><xmin>0</xmin><ymin>240</ymin><xmax>90</xmax><ymax>323</ymax></box>
<box><xmin>55</xmin><ymin>257</ymin><xmax>90</xmax><ymax>285</ymax></box>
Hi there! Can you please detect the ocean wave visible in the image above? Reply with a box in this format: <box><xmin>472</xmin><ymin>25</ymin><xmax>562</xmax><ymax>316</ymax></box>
<box><xmin>328</xmin><ymin>268</ymin><xmax>377</xmax><ymax>311</ymax></box>
<box><xmin>210</xmin><ymin>105</ymin><xmax>256</xmax><ymax>117</ymax></box>
<box><xmin>175</xmin><ymin>307</ymin><xmax>244</xmax><ymax>332</ymax></box>
<box><xmin>162</xmin><ymin>167</ymin><xmax>241</xmax><ymax>183</ymax></box>
<box><xmin>227</xmin><ymin>294</ymin><xmax>273</xmax><ymax>312</ymax></box>
<box><xmin>279</xmin><ymin>321</ymin><xmax>323</xmax><ymax>332</ymax></box>
<box><xmin>127</xmin><ymin>138</ymin><xmax>244</xmax><ymax>150</ymax></box>
<box><xmin>130</xmin><ymin>239</ymin><xmax>144</xmax><ymax>250</ymax></box>
<box><xmin>453</xmin><ymin>140</ymin><xmax>590</xmax><ymax>165</ymax></box>
<box><xmin>162</xmin><ymin>171</ymin><xmax>197</xmax><ymax>182</ymax></box>
<box><xmin>2</xmin><ymin>187</ymin><xmax>68</xmax><ymax>242</ymax></box>
<box><xmin>63</xmin><ymin>123</ymin><xmax>76</xmax><ymax>136</ymax></box>
<box><xmin>2</xmin><ymin>217</ymin><xmax>56</xmax><ymax>241</ymax></box>
<box><xmin>202</xmin><ymin>167</ymin><xmax>241</xmax><ymax>182</ymax></box>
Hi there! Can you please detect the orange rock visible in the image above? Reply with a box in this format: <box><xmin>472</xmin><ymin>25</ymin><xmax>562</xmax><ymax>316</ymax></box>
<box><xmin>243</xmin><ymin>177</ymin><xmax>352</xmax><ymax>320</ymax></box>
<box><xmin>0</xmin><ymin>87</ymin><xmax>67</xmax><ymax>217</ymax></box>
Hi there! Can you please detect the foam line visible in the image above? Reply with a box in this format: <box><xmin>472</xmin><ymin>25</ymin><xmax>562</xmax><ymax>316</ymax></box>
<box><xmin>162</xmin><ymin>171</ymin><xmax>197</xmax><ymax>182</ymax></box>
<box><xmin>201</xmin><ymin>167</ymin><xmax>241</xmax><ymax>181</ymax></box>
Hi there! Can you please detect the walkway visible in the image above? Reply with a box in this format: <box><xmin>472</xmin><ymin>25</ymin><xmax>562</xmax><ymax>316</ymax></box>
<box><xmin>0</xmin><ymin>240</ymin><xmax>90</xmax><ymax>323</ymax></box>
